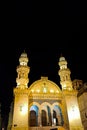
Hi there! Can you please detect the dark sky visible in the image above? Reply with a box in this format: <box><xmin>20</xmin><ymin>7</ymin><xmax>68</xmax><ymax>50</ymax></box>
<box><xmin>64</xmin><ymin>0</ymin><xmax>87</xmax><ymax>16</ymax></box>
<box><xmin>0</xmin><ymin>19</ymin><xmax>87</xmax><ymax>128</ymax></box>
<box><xmin>15</xmin><ymin>0</ymin><xmax>87</xmax><ymax>16</ymax></box>
<box><xmin>16</xmin><ymin>0</ymin><xmax>32</xmax><ymax>16</ymax></box>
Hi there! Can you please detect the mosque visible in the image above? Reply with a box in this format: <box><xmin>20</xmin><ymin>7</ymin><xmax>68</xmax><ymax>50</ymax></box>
<box><xmin>8</xmin><ymin>51</ymin><xmax>84</xmax><ymax>130</ymax></box>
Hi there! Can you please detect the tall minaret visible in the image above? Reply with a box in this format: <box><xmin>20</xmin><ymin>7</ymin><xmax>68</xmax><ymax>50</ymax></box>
<box><xmin>16</xmin><ymin>51</ymin><xmax>30</xmax><ymax>89</ymax></box>
<box><xmin>58</xmin><ymin>55</ymin><xmax>84</xmax><ymax>130</ymax></box>
<box><xmin>58</xmin><ymin>55</ymin><xmax>73</xmax><ymax>91</ymax></box>
<box><xmin>12</xmin><ymin>51</ymin><xmax>30</xmax><ymax>130</ymax></box>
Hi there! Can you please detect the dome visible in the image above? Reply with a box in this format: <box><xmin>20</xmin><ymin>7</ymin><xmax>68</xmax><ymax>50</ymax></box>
<box><xmin>19</xmin><ymin>51</ymin><xmax>29</xmax><ymax>65</ymax></box>
<box><xmin>20</xmin><ymin>52</ymin><xmax>28</xmax><ymax>58</ymax></box>
<box><xmin>59</xmin><ymin>56</ymin><xmax>65</xmax><ymax>62</ymax></box>
<box><xmin>28</xmin><ymin>76</ymin><xmax>62</xmax><ymax>94</ymax></box>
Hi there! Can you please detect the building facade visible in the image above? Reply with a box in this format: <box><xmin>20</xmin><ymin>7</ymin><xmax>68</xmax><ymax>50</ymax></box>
<box><xmin>10</xmin><ymin>52</ymin><xmax>84</xmax><ymax>130</ymax></box>
<box><xmin>73</xmin><ymin>80</ymin><xmax>87</xmax><ymax>130</ymax></box>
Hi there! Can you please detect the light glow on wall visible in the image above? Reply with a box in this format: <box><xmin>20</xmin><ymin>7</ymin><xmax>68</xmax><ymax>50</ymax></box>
<box><xmin>20</xmin><ymin>104</ymin><xmax>28</xmax><ymax>115</ymax></box>
<box><xmin>56</xmin><ymin>90</ymin><xmax>59</xmax><ymax>93</ymax></box>
<box><xmin>50</xmin><ymin>89</ymin><xmax>54</xmax><ymax>93</ymax></box>
<box><xmin>37</xmin><ymin>89</ymin><xmax>40</xmax><ymax>93</ymax></box>
<box><xmin>43</xmin><ymin>87</ymin><xmax>47</xmax><ymax>93</ymax></box>
<box><xmin>31</xmin><ymin>89</ymin><xmax>34</xmax><ymax>92</ymax></box>
<box><xmin>68</xmin><ymin>105</ymin><xmax>80</xmax><ymax>123</ymax></box>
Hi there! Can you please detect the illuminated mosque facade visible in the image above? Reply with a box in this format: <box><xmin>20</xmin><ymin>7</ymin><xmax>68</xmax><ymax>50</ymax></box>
<box><xmin>9</xmin><ymin>52</ymin><xmax>85</xmax><ymax>130</ymax></box>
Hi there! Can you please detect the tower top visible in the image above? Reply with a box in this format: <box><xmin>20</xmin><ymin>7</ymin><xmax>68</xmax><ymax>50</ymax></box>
<box><xmin>59</xmin><ymin>56</ymin><xmax>66</xmax><ymax>62</ymax></box>
<box><xmin>59</xmin><ymin>55</ymin><xmax>67</xmax><ymax>70</ymax></box>
<box><xmin>19</xmin><ymin>51</ymin><xmax>29</xmax><ymax>66</ymax></box>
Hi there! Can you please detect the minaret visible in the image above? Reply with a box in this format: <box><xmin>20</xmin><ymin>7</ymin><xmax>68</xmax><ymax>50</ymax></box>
<box><xmin>58</xmin><ymin>55</ymin><xmax>73</xmax><ymax>91</ymax></box>
<box><xmin>16</xmin><ymin>51</ymin><xmax>30</xmax><ymax>89</ymax></box>
<box><xmin>58</xmin><ymin>55</ymin><xmax>84</xmax><ymax>130</ymax></box>
<box><xmin>12</xmin><ymin>51</ymin><xmax>30</xmax><ymax>130</ymax></box>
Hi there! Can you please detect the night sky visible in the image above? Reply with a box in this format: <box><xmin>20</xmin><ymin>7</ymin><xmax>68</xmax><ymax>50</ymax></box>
<box><xmin>0</xmin><ymin>8</ymin><xmax>87</xmax><ymax>129</ymax></box>
<box><xmin>15</xmin><ymin>0</ymin><xmax>87</xmax><ymax>16</ymax></box>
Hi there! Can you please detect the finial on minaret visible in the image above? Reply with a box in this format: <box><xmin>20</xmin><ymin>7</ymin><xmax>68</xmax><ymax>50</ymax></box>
<box><xmin>58</xmin><ymin>53</ymin><xmax>68</xmax><ymax>71</ymax></box>
<box><xmin>19</xmin><ymin>50</ymin><xmax>28</xmax><ymax>66</ymax></box>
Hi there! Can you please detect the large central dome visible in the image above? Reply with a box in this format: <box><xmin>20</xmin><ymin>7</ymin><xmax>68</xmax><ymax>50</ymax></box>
<box><xmin>29</xmin><ymin>76</ymin><xmax>62</xmax><ymax>94</ymax></box>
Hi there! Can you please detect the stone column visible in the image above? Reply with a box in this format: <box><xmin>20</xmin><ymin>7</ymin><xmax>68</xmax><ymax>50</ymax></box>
<box><xmin>51</xmin><ymin>109</ymin><xmax>54</xmax><ymax>126</ymax></box>
<box><xmin>38</xmin><ymin>109</ymin><xmax>42</xmax><ymax>127</ymax></box>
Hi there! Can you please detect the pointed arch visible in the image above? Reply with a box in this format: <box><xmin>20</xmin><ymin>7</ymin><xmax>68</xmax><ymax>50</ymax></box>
<box><xmin>52</xmin><ymin>104</ymin><xmax>64</xmax><ymax>126</ymax></box>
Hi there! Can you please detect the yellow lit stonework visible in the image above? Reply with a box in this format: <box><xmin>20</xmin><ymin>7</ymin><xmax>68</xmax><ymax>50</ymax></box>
<box><xmin>20</xmin><ymin>104</ymin><xmax>28</xmax><ymax>115</ymax></box>
<box><xmin>11</xmin><ymin>52</ymin><xmax>84</xmax><ymax>130</ymax></box>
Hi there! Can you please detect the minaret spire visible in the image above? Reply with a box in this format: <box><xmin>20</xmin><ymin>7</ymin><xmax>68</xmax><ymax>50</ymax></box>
<box><xmin>16</xmin><ymin>51</ymin><xmax>30</xmax><ymax>89</ymax></box>
<box><xmin>58</xmin><ymin>55</ymin><xmax>73</xmax><ymax>90</ymax></box>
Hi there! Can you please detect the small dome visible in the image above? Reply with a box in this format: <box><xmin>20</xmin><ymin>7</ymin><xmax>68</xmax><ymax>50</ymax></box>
<box><xmin>21</xmin><ymin>52</ymin><xmax>27</xmax><ymax>58</ymax></box>
<box><xmin>19</xmin><ymin>51</ymin><xmax>29</xmax><ymax>65</ymax></box>
<box><xmin>59</xmin><ymin>56</ymin><xmax>65</xmax><ymax>62</ymax></box>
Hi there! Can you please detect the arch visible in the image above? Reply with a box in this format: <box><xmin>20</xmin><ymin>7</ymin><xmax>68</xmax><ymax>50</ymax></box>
<box><xmin>41</xmin><ymin>110</ymin><xmax>47</xmax><ymax>126</ymax></box>
<box><xmin>29</xmin><ymin>105</ymin><xmax>39</xmax><ymax>126</ymax></box>
<box><xmin>29</xmin><ymin>102</ymin><xmax>40</xmax><ymax>109</ymax></box>
<box><xmin>41</xmin><ymin>102</ymin><xmax>52</xmax><ymax>126</ymax></box>
<box><xmin>41</xmin><ymin>102</ymin><xmax>52</xmax><ymax>108</ymax></box>
<box><xmin>29</xmin><ymin>110</ymin><xmax>37</xmax><ymax>126</ymax></box>
<box><xmin>52</xmin><ymin>102</ymin><xmax>62</xmax><ymax>110</ymax></box>
<box><xmin>52</xmin><ymin>105</ymin><xmax>64</xmax><ymax>126</ymax></box>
